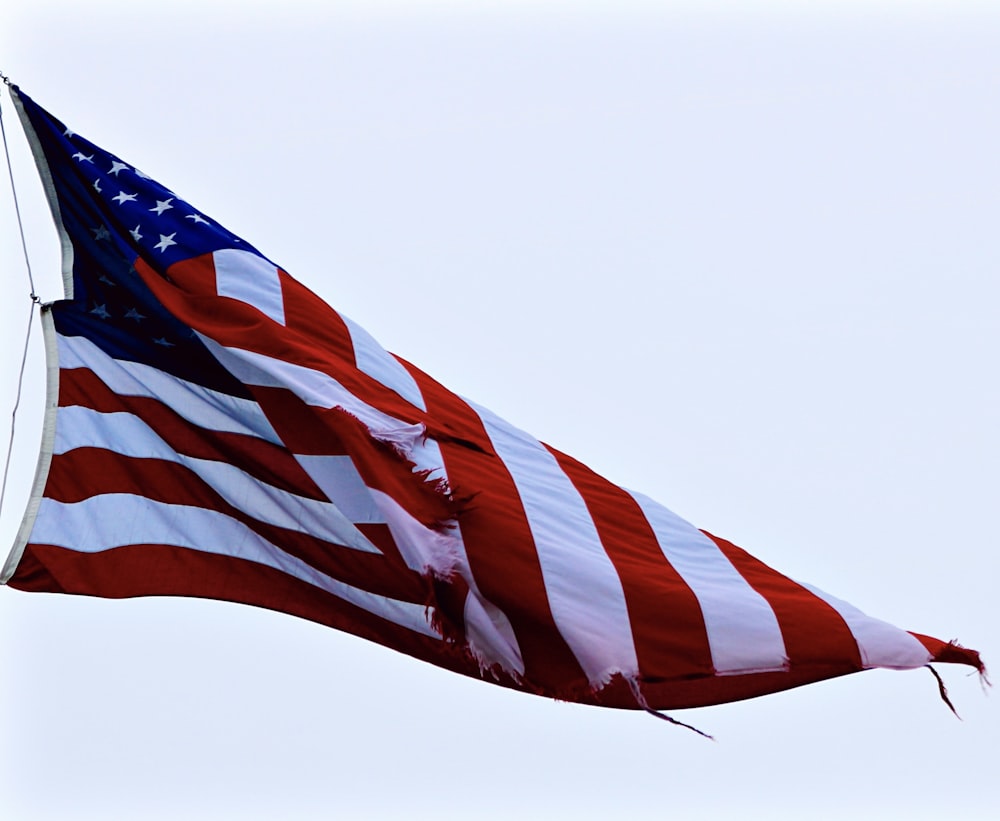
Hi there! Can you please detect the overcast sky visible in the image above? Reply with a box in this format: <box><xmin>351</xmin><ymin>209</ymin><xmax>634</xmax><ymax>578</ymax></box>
<box><xmin>1</xmin><ymin>2</ymin><xmax>997</xmax><ymax>819</ymax></box>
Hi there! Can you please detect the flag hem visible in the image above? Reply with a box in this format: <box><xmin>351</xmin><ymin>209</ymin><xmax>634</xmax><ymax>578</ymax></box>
<box><xmin>9</xmin><ymin>86</ymin><xmax>74</xmax><ymax>300</ymax></box>
<box><xmin>1</xmin><ymin>307</ymin><xmax>60</xmax><ymax>583</ymax></box>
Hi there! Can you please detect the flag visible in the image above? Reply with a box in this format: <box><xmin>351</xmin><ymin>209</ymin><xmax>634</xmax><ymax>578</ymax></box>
<box><xmin>1</xmin><ymin>85</ymin><xmax>983</xmax><ymax>711</ymax></box>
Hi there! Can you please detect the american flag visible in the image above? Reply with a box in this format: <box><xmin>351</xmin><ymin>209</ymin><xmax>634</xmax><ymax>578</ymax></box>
<box><xmin>1</xmin><ymin>85</ymin><xmax>982</xmax><ymax>711</ymax></box>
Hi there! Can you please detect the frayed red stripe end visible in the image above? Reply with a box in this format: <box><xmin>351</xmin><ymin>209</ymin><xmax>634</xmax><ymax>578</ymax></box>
<box><xmin>934</xmin><ymin>640</ymin><xmax>986</xmax><ymax>677</ymax></box>
<box><xmin>910</xmin><ymin>633</ymin><xmax>986</xmax><ymax>676</ymax></box>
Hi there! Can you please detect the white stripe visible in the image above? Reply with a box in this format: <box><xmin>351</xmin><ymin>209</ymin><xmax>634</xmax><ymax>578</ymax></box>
<box><xmin>200</xmin><ymin>336</ymin><xmax>468</xmax><ymax>584</ymax></box>
<box><xmin>301</xmin><ymin>439</ymin><xmax>523</xmax><ymax>673</ymax></box>
<box><xmin>369</xmin><ymin>488</ymin><xmax>461</xmax><ymax>577</ymax></box>
<box><xmin>473</xmin><ymin>401</ymin><xmax>638</xmax><ymax>686</ymax></box>
<box><xmin>463</xmin><ymin>590</ymin><xmax>525</xmax><ymax>675</ymax></box>
<box><xmin>340</xmin><ymin>313</ymin><xmax>426</xmax><ymax>411</ymax></box>
<box><xmin>294</xmin><ymin>454</ymin><xmax>385</xmax><ymax>524</ymax></box>
<box><xmin>213</xmin><ymin>248</ymin><xmax>286</xmax><ymax>326</ymax></box>
<box><xmin>297</xmin><ymin>454</ymin><xmax>466</xmax><ymax>578</ymax></box>
<box><xmin>54</xmin><ymin>406</ymin><xmax>383</xmax><ymax>553</ymax></box>
<box><xmin>31</xmin><ymin>495</ymin><xmax>437</xmax><ymax>638</ymax></box>
<box><xmin>630</xmin><ymin>491</ymin><xmax>788</xmax><ymax>675</ymax></box>
<box><xmin>389</xmin><ymin>435</ymin><xmax>517</xmax><ymax>674</ymax></box>
<box><xmin>799</xmin><ymin>582</ymin><xmax>932</xmax><ymax>670</ymax></box>
<box><xmin>197</xmin><ymin>335</ymin><xmax>429</xmax><ymax>457</ymax></box>
<box><xmin>58</xmin><ymin>333</ymin><xmax>281</xmax><ymax>445</ymax></box>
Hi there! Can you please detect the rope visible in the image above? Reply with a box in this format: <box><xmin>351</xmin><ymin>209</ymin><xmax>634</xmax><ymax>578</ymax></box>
<box><xmin>0</xmin><ymin>301</ymin><xmax>37</xmax><ymax>519</ymax></box>
<box><xmin>0</xmin><ymin>74</ymin><xmax>40</xmax><ymax>302</ymax></box>
<box><xmin>0</xmin><ymin>75</ymin><xmax>43</xmax><ymax>520</ymax></box>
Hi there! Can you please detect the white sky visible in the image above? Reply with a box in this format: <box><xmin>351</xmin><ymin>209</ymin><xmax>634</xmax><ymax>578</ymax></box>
<box><xmin>1</xmin><ymin>2</ymin><xmax>997</xmax><ymax>819</ymax></box>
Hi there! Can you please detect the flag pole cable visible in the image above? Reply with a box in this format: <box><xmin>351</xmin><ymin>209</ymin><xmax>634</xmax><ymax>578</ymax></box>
<box><xmin>0</xmin><ymin>71</ymin><xmax>43</xmax><ymax>521</ymax></box>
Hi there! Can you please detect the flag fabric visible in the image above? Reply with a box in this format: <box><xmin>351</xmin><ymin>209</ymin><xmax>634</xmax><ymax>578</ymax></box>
<box><xmin>1</xmin><ymin>85</ymin><xmax>983</xmax><ymax>711</ymax></box>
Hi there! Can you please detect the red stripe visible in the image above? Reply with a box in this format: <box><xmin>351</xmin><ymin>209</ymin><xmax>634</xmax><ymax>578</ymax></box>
<box><xmin>703</xmin><ymin>531</ymin><xmax>865</xmax><ymax>672</ymax></box>
<box><xmin>276</xmin><ymin>270</ymin><xmax>357</xmax><ymax>370</ymax></box>
<box><xmin>140</xmin><ymin>255</ymin><xmax>426</xmax><ymax>426</ymax></box>
<box><xmin>45</xmin><ymin>448</ymin><xmax>426</xmax><ymax>604</ymax></box>
<box><xmin>586</xmin><ymin>663</ymin><xmax>864</xmax><ymax>710</ymax></box>
<box><xmin>399</xmin><ymin>359</ymin><xmax>589</xmax><ymax>693</ymax></box>
<box><xmin>247</xmin><ymin>386</ymin><xmax>455</xmax><ymax>531</ymax></box>
<box><xmin>8</xmin><ymin>543</ymin><xmax>475</xmax><ymax>676</ymax></box>
<box><xmin>136</xmin><ymin>257</ymin><xmax>458</xmax><ymax>531</ymax></box>
<box><xmin>60</xmin><ymin>366</ymin><xmax>327</xmax><ymax>499</ymax></box>
<box><xmin>548</xmin><ymin>446</ymin><xmax>715</xmax><ymax>681</ymax></box>
<box><xmin>9</xmin><ymin>542</ymin><xmax>871</xmax><ymax>709</ymax></box>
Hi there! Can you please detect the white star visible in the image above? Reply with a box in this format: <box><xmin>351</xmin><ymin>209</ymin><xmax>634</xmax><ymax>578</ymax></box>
<box><xmin>150</xmin><ymin>197</ymin><xmax>174</xmax><ymax>215</ymax></box>
<box><xmin>124</xmin><ymin>307</ymin><xmax>146</xmax><ymax>322</ymax></box>
<box><xmin>112</xmin><ymin>191</ymin><xmax>138</xmax><ymax>205</ymax></box>
<box><xmin>134</xmin><ymin>168</ymin><xmax>151</xmax><ymax>179</ymax></box>
<box><xmin>153</xmin><ymin>337</ymin><xmax>175</xmax><ymax>347</ymax></box>
<box><xmin>93</xmin><ymin>178</ymin><xmax>103</xmax><ymax>193</ymax></box>
<box><xmin>185</xmin><ymin>213</ymin><xmax>210</xmax><ymax>225</ymax></box>
<box><xmin>63</xmin><ymin>127</ymin><xmax>76</xmax><ymax>138</ymax></box>
<box><xmin>130</xmin><ymin>225</ymin><xmax>143</xmax><ymax>242</ymax></box>
<box><xmin>90</xmin><ymin>304</ymin><xmax>111</xmax><ymax>319</ymax></box>
<box><xmin>109</xmin><ymin>161</ymin><xmax>129</xmax><ymax>176</ymax></box>
<box><xmin>99</xmin><ymin>275</ymin><xmax>116</xmax><ymax>286</ymax></box>
<box><xmin>154</xmin><ymin>232</ymin><xmax>177</xmax><ymax>252</ymax></box>
<box><xmin>72</xmin><ymin>152</ymin><xmax>94</xmax><ymax>163</ymax></box>
<box><xmin>91</xmin><ymin>225</ymin><xmax>111</xmax><ymax>241</ymax></box>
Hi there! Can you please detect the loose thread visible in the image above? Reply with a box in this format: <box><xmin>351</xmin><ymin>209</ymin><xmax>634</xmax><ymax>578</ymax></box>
<box><xmin>926</xmin><ymin>665</ymin><xmax>961</xmax><ymax>719</ymax></box>
<box><xmin>643</xmin><ymin>707</ymin><xmax>716</xmax><ymax>741</ymax></box>
<box><xmin>626</xmin><ymin>675</ymin><xmax>715</xmax><ymax>740</ymax></box>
